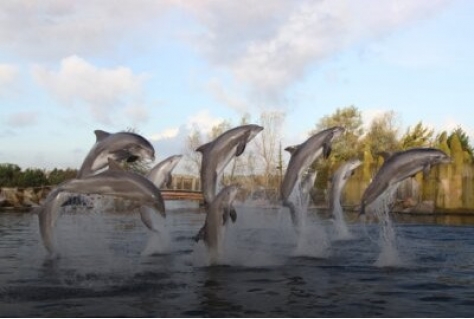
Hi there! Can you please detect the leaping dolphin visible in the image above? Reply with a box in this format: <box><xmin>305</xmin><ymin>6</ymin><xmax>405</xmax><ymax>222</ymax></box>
<box><xmin>146</xmin><ymin>155</ymin><xmax>183</xmax><ymax>189</ymax></box>
<box><xmin>281</xmin><ymin>126</ymin><xmax>344</xmax><ymax>224</ymax></box>
<box><xmin>38</xmin><ymin>159</ymin><xmax>165</xmax><ymax>255</ymax></box>
<box><xmin>328</xmin><ymin>158</ymin><xmax>362</xmax><ymax>215</ymax></box>
<box><xmin>196</xmin><ymin>124</ymin><xmax>263</xmax><ymax>207</ymax></box>
<box><xmin>77</xmin><ymin>130</ymin><xmax>155</xmax><ymax>178</ymax></box>
<box><xmin>140</xmin><ymin>155</ymin><xmax>182</xmax><ymax>232</ymax></box>
<box><xmin>201</xmin><ymin>185</ymin><xmax>240</xmax><ymax>264</ymax></box>
<box><xmin>359</xmin><ymin>147</ymin><xmax>451</xmax><ymax>215</ymax></box>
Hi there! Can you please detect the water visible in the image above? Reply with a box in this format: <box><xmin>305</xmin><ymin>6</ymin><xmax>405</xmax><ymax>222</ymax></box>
<box><xmin>1</xmin><ymin>203</ymin><xmax>474</xmax><ymax>317</ymax></box>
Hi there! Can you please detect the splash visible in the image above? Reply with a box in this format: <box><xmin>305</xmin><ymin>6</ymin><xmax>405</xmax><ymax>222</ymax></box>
<box><xmin>331</xmin><ymin>201</ymin><xmax>353</xmax><ymax>241</ymax></box>
<box><xmin>140</xmin><ymin>208</ymin><xmax>171</xmax><ymax>256</ymax></box>
<box><xmin>290</xmin><ymin>181</ymin><xmax>329</xmax><ymax>258</ymax></box>
<box><xmin>367</xmin><ymin>183</ymin><xmax>405</xmax><ymax>267</ymax></box>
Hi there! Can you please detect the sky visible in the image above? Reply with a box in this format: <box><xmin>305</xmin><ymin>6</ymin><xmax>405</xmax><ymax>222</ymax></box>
<box><xmin>1</xmin><ymin>0</ymin><xmax>474</xmax><ymax>172</ymax></box>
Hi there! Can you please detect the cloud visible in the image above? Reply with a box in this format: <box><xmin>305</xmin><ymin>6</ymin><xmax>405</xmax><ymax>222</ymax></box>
<box><xmin>0</xmin><ymin>1</ymin><xmax>173</xmax><ymax>60</ymax></box>
<box><xmin>32</xmin><ymin>55</ymin><xmax>148</xmax><ymax>124</ymax></box>
<box><xmin>182</xmin><ymin>0</ymin><xmax>450</xmax><ymax>102</ymax></box>
<box><xmin>206</xmin><ymin>79</ymin><xmax>248</xmax><ymax>113</ymax></box>
<box><xmin>124</xmin><ymin>105</ymin><xmax>150</xmax><ymax>125</ymax></box>
<box><xmin>6</xmin><ymin>111</ymin><xmax>39</xmax><ymax>127</ymax></box>
<box><xmin>148</xmin><ymin>127</ymin><xmax>180</xmax><ymax>142</ymax></box>
<box><xmin>185</xmin><ymin>109</ymin><xmax>224</xmax><ymax>134</ymax></box>
<box><xmin>0</xmin><ymin>63</ymin><xmax>18</xmax><ymax>95</ymax></box>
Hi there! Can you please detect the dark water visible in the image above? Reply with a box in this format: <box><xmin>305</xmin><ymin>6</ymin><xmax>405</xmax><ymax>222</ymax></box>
<box><xmin>1</xmin><ymin>202</ymin><xmax>474</xmax><ymax>317</ymax></box>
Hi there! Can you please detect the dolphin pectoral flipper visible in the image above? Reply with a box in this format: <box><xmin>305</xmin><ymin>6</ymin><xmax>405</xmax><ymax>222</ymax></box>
<box><xmin>222</xmin><ymin>205</ymin><xmax>237</xmax><ymax>225</ymax></box>
<box><xmin>165</xmin><ymin>173</ymin><xmax>173</xmax><ymax>189</ymax></box>
<box><xmin>323</xmin><ymin>143</ymin><xmax>332</xmax><ymax>159</ymax></box>
<box><xmin>110</xmin><ymin>149</ymin><xmax>134</xmax><ymax>162</ymax></box>
<box><xmin>236</xmin><ymin>130</ymin><xmax>251</xmax><ymax>156</ymax></box>
<box><xmin>229</xmin><ymin>206</ymin><xmax>237</xmax><ymax>223</ymax></box>
<box><xmin>126</xmin><ymin>155</ymin><xmax>139</xmax><ymax>163</ymax></box>
<box><xmin>193</xmin><ymin>225</ymin><xmax>206</xmax><ymax>242</ymax></box>
<box><xmin>236</xmin><ymin>142</ymin><xmax>246</xmax><ymax>157</ymax></box>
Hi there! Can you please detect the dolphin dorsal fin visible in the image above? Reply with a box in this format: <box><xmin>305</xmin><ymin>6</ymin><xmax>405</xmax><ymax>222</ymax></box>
<box><xmin>377</xmin><ymin>151</ymin><xmax>394</xmax><ymax>162</ymax></box>
<box><xmin>284</xmin><ymin>145</ymin><xmax>300</xmax><ymax>155</ymax></box>
<box><xmin>94</xmin><ymin>130</ymin><xmax>111</xmax><ymax>142</ymax></box>
<box><xmin>195</xmin><ymin>142</ymin><xmax>213</xmax><ymax>153</ymax></box>
<box><xmin>107</xmin><ymin>158</ymin><xmax>123</xmax><ymax>171</ymax></box>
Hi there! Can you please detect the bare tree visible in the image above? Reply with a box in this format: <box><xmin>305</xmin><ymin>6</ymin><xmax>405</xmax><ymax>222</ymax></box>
<box><xmin>254</xmin><ymin>110</ymin><xmax>285</xmax><ymax>189</ymax></box>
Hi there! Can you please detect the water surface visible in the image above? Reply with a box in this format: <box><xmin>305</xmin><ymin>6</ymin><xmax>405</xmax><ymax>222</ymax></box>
<box><xmin>0</xmin><ymin>204</ymin><xmax>473</xmax><ymax>317</ymax></box>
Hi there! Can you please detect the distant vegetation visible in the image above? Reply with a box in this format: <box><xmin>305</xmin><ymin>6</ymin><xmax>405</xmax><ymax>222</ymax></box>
<box><xmin>0</xmin><ymin>164</ymin><xmax>77</xmax><ymax>188</ymax></box>
<box><xmin>1</xmin><ymin>105</ymin><xmax>474</xmax><ymax>211</ymax></box>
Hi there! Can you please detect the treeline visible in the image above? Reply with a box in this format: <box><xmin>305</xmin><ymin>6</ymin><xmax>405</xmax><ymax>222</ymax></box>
<box><xmin>0</xmin><ymin>164</ymin><xmax>77</xmax><ymax>188</ymax></box>
<box><xmin>311</xmin><ymin>106</ymin><xmax>473</xmax><ymax>189</ymax></box>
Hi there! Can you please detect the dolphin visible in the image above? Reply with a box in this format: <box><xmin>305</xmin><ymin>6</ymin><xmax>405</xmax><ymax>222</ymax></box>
<box><xmin>196</xmin><ymin>124</ymin><xmax>263</xmax><ymax>207</ymax></box>
<box><xmin>140</xmin><ymin>155</ymin><xmax>182</xmax><ymax>233</ymax></box>
<box><xmin>201</xmin><ymin>185</ymin><xmax>240</xmax><ymax>263</ymax></box>
<box><xmin>359</xmin><ymin>147</ymin><xmax>451</xmax><ymax>215</ymax></box>
<box><xmin>77</xmin><ymin>130</ymin><xmax>155</xmax><ymax>178</ymax></box>
<box><xmin>146</xmin><ymin>155</ymin><xmax>183</xmax><ymax>189</ymax></box>
<box><xmin>328</xmin><ymin>158</ymin><xmax>362</xmax><ymax>215</ymax></box>
<box><xmin>38</xmin><ymin>159</ymin><xmax>165</xmax><ymax>255</ymax></box>
<box><xmin>281</xmin><ymin>126</ymin><xmax>344</xmax><ymax>224</ymax></box>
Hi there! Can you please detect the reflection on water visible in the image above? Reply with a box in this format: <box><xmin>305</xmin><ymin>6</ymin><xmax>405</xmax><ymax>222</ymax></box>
<box><xmin>0</xmin><ymin>205</ymin><xmax>474</xmax><ymax>317</ymax></box>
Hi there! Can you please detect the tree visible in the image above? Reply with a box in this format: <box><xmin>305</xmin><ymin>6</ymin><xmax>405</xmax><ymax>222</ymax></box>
<box><xmin>0</xmin><ymin>163</ymin><xmax>21</xmax><ymax>187</ymax></box>
<box><xmin>447</xmin><ymin>126</ymin><xmax>473</xmax><ymax>161</ymax></box>
<box><xmin>254</xmin><ymin>110</ymin><xmax>285</xmax><ymax>189</ymax></box>
<box><xmin>314</xmin><ymin>105</ymin><xmax>364</xmax><ymax>161</ymax></box>
<box><xmin>48</xmin><ymin>168</ymin><xmax>78</xmax><ymax>185</ymax></box>
<box><xmin>400</xmin><ymin>121</ymin><xmax>434</xmax><ymax>149</ymax></box>
<box><xmin>362</xmin><ymin>110</ymin><xmax>401</xmax><ymax>156</ymax></box>
<box><xmin>16</xmin><ymin>168</ymin><xmax>48</xmax><ymax>188</ymax></box>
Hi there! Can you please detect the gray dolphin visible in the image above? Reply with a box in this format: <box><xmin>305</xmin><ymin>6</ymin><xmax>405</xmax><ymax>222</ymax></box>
<box><xmin>146</xmin><ymin>155</ymin><xmax>183</xmax><ymax>189</ymax></box>
<box><xmin>38</xmin><ymin>159</ymin><xmax>165</xmax><ymax>255</ymax></box>
<box><xmin>140</xmin><ymin>155</ymin><xmax>182</xmax><ymax>232</ymax></box>
<box><xmin>328</xmin><ymin>158</ymin><xmax>362</xmax><ymax>214</ymax></box>
<box><xmin>360</xmin><ymin>147</ymin><xmax>451</xmax><ymax>215</ymax></box>
<box><xmin>201</xmin><ymin>185</ymin><xmax>240</xmax><ymax>263</ymax></box>
<box><xmin>77</xmin><ymin>130</ymin><xmax>155</xmax><ymax>178</ymax></box>
<box><xmin>196</xmin><ymin>124</ymin><xmax>263</xmax><ymax>207</ymax></box>
<box><xmin>281</xmin><ymin>126</ymin><xmax>344</xmax><ymax>224</ymax></box>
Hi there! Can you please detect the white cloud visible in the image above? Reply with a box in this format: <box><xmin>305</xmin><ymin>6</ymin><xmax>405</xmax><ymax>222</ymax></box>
<box><xmin>186</xmin><ymin>109</ymin><xmax>224</xmax><ymax>134</ymax></box>
<box><xmin>148</xmin><ymin>127</ymin><xmax>180</xmax><ymax>142</ymax></box>
<box><xmin>6</xmin><ymin>111</ymin><xmax>39</xmax><ymax>127</ymax></box>
<box><xmin>0</xmin><ymin>64</ymin><xmax>17</xmax><ymax>84</ymax></box>
<box><xmin>206</xmin><ymin>79</ymin><xmax>248</xmax><ymax>113</ymax></box>
<box><xmin>0</xmin><ymin>1</ymin><xmax>174</xmax><ymax>60</ymax></box>
<box><xmin>32</xmin><ymin>55</ymin><xmax>148</xmax><ymax>124</ymax></box>
<box><xmin>124</xmin><ymin>105</ymin><xmax>150</xmax><ymax>125</ymax></box>
<box><xmin>182</xmin><ymin>0</ymin><xmax>450</xmax><ymax>102</ymax></box>
<box><xmin>0</xmin><ymin>64</ymin><xmax>18</xmax><ymax>95</ymax></box>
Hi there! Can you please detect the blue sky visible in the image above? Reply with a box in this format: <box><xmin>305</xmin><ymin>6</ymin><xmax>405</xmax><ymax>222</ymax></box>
<box><xmin>0</xmin><ymin>0</ymin><xmax>473</xmax><ymax>171</ymax></box>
